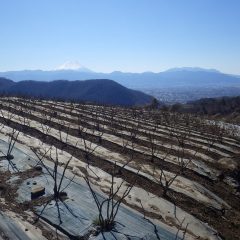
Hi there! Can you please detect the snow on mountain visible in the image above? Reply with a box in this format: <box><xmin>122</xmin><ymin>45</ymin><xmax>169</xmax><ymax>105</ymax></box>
<box><xmin>55</xmin><ymin>61</ymin><xmax>92</xmax><ymax>72</ymax></box>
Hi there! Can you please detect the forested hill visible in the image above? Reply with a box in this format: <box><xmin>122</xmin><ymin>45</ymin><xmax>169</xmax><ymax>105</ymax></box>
<box><xmin>186</xmin><ymin>96</ymin><xmax>240</xmax><ymax>115</ymax></box>
<box><xmin>0</xmin><ymin>78</ymin><xmax>153</xmax><ymax>106</ymax></box>
<box><xmin>169</xmin><ymin>96</ymin><xmax>240</xmax><ymax>124</ymax></box>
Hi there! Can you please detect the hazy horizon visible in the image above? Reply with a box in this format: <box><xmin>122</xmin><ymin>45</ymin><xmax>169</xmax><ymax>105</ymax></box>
<box><xmin>0</xmin><ymin>63</ymin><xmax>236</xmax><ymax>75</ymax></box>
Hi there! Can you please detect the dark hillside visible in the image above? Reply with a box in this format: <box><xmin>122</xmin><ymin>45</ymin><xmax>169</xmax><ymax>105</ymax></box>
<box><xmin>0</xmin><ymin>77</ymin><xmax>14</xmax><ymax>89</ymax></box>
<box><xmin>185</xmin><ymin>96</ymin><xmax>240</xmax><ymax>115</ymax></box>
<box><xmin>168</xmin><ymin>96</ymin><xmax>240</xmax><ymax>124</ymax></box>
<box><xmin>0</xmin><ymin>78</ymin><xmax>153</xmax><ymax>106</ymax></box>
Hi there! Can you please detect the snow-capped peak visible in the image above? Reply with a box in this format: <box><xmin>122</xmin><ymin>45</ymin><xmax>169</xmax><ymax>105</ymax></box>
<box><xmin>55</xmin><ymin>61</ymin><xmax>91</xmax><ymax>72</ymax></box>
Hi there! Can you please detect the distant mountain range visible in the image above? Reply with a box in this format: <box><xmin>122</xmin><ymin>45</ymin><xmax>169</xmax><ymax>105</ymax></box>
<box><xmin>0</xmin><ymin>67</ymin><xmax>240</xmax><ymax>89</ymax></box>
<box><xmin>1</xmin><ymin>67</ymin><xmax>240</xmax><ymax>103</ymax></box>
<box><xmin>0</xmin><ymin>78</ymin><xmax>153</xmax><ymax>106</ymax></box>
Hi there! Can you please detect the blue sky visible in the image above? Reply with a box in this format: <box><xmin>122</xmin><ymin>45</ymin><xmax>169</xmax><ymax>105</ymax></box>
<box><xmin>0</xmin><ymin>0</ymin><xmax>240</xmax><ymax>74</ymax></box>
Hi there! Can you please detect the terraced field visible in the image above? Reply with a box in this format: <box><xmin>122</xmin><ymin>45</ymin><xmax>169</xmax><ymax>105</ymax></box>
<box><xmin>0</xmin><ymin>97</ymin><xmax>239</xmax><ymax>240</ymax></box>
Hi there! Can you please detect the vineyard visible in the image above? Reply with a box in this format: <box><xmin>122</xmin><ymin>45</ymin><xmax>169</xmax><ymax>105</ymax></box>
<box><xmin>0</xmin><ymin>96</ymin><xmax>239</xmax><ymax>240</ymax></box>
